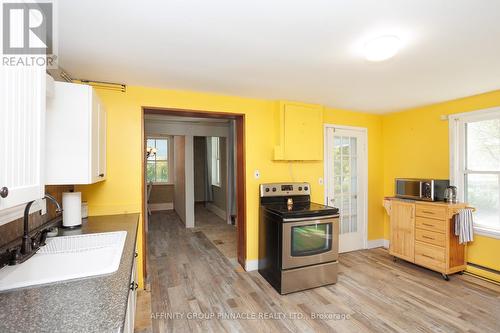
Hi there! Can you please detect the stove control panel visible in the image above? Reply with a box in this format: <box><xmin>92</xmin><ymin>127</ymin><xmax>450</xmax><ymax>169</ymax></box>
<box><xmin>260</xmin><ymin>182</ymin><xmax>311</xmax><ymax>197</ymax></box>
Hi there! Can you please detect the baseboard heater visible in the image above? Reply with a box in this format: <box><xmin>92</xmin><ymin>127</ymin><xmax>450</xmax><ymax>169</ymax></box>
<box><xmin>466</xmin><ymin>262</ymin><xmax>500</xmax><ymax>284</ymax></box>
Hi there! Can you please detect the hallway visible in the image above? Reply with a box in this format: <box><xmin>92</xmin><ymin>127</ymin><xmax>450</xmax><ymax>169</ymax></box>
<box><xmin>192</xmin><ymin>204</ymin><xmax>237</xmax><ymax>263</ymax></box>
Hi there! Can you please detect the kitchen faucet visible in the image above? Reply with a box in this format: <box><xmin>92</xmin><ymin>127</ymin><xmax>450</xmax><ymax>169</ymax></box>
<box><xmin>18</xmin><ymin>194</ymin><xmax>63</xmax><ymax>260</ymax></box>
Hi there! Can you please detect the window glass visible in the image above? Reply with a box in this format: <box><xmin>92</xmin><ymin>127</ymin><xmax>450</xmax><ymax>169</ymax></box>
<box><xmin>458</xmin><ymin>115</ymin><xmax>500</xmax><ymax>232</ymax></box>
<box><xmin>466</xmin><ymin>174</ymin><xmax>500</xmax><ymax>230</ymax></box>
<box><xmin>466</xmin><ymin>118</ymin><xmax>500</xmax><ymax>171</ymax></box>
<box><xmin>146</xmin><ymin>138</ymin><xmax>169</xmax><ymax>183</ymax></box>
<box><xmin>211</xmin><ymin>137</ymin><xmax>221</xmax><ymax>186</ymax></box>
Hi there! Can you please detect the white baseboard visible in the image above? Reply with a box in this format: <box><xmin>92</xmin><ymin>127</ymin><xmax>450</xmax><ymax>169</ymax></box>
<box><xmin>367</xmin><ymin>239</ymin><xmax>390</xmax><ymax>249</ymax></box>
<box><xmin>245</xmin><ymin>259</ymin><xmax>258</xmax><ymax>271</ymax></box>
<box><xmin>149</xmin><ymin>202</ymin><xmax>173</xmax><ymax>211</ymax></box>
<box><xmin>206</xmin><ymin>202</ymin><xmax>227</xmax><ymax>220</ymax></box>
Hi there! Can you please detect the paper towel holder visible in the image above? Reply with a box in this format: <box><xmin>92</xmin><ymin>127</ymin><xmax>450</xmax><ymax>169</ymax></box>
<box><xmin>62</xmin><ymin>192</ymin><xmax>83</xmax><ymax>229</ymax></box>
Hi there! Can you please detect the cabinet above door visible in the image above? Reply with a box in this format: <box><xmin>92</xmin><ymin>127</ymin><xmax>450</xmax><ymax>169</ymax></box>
<box><xmin>46</xmin><ymin>82</ymin><xmax>107</xmax><ymax>185</ymax></box>
<box><xmin>274</xmin><ymin>101</ymin><xmax>323</xmax><ymax>161</ymax></box>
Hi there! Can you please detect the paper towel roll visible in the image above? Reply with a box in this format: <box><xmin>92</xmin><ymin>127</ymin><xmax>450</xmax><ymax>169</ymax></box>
<box><xmin>62</xmin><ymin>192</ymin><xmax>82</xmax><ymax>227</ymax></box>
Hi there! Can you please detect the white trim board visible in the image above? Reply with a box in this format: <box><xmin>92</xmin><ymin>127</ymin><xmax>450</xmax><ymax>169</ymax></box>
<box><xmin>367</xmin><ymin>239</ymin><xmax>390</xmax><ymax>249</ymax></box>
<box><xmin>206</xmin><ymin>202</ymin><xmax>227</xmax><ymax>221</ymax></box>
<box><xmin>245</xmin><ymin>259</ymin><xmax>258</xmax><ymax>271</ymax></box>
<box><xmin>149</xmin><ymin>202</ymin><xmax>173</xmax><ymax>211</ymax></box>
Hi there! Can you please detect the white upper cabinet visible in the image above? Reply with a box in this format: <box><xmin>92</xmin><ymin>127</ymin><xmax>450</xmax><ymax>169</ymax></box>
<box><xmin>46</xmin><ymin>82</ymin><xmax>107</xmax><ymax>185</ymax></box>
<box><xmin>0</xmin><ymin>65</ymin><xmax>46</xmax><ymax>213</ymax></box>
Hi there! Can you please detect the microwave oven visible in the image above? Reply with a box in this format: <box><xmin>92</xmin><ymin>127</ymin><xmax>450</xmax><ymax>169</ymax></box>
<box><xmin>395</xmin><ymin>178</ymin><xmax>450</xmax><ymax>201</ymax></box>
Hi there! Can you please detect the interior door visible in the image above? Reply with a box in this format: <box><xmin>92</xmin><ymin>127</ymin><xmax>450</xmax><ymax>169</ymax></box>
<box><xmin>325</xmin><ymin>127</ymin><xmax>367</xmax><ymax>253</ymax></box>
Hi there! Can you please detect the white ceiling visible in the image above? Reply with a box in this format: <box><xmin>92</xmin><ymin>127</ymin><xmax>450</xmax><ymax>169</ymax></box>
<box><xmin>58</xmin><ymin>0</ymin><xmax>500</xmax><ymax>113</ymax></box>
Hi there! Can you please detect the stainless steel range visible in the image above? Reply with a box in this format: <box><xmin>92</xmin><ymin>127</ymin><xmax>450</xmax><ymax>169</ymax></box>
<box><xmin>258</xmin><ymin>182</ymin><xmax>340</xmax><ymax>294</ymax></box>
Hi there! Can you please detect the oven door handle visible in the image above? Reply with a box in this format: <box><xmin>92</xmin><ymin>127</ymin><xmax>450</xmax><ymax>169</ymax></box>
<box><xmin>283</xmin><ymin>215</ymin><xmax>338</xmax><ymax>222</ymax></box>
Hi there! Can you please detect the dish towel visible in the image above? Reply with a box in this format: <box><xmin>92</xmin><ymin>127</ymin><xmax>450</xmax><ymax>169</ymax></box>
<box><xmin>454</xmin><ymin>208</ymin><xmax>474</xmax><ymax>244</ymax></box>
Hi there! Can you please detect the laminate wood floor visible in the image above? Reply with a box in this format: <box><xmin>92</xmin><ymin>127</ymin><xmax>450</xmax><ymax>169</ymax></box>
<box><xmin>146</xmin><ymin>211</ymin><xmax>500</xmax><ymax>333</ymax></box>
<box><xmin>191</xmin><ymin>204</ymin><xmax>237</xmax><ymax>263</ymax></box>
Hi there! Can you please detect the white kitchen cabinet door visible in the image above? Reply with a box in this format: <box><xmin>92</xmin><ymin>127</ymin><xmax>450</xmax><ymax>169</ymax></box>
<box><xmin>97</xmin><ymin>102</ymin><xmax>107</xmax><ymax>181</ymax></box>
<box><xmin>46</xmin><ymin>82</ymin><xmax>107</xmax><ymax>185</ymax></box>
<box><xmin>0</xmin><ymin>64</ymin><xmax>46</xmax><ymax>218</ymax></box>
<box><xmin>124</xmin><ymin>253</ymin><xmax>137</xmax><ymax>333</ymax></box>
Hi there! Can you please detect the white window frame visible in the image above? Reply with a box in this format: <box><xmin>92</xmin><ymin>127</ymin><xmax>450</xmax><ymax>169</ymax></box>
<box><xmin>211</xmin><ymin>137</ymin><xmax>221</xmax><ymax>187</ymax></box>
<box><xmin>449</xmin><ymin>107</ymin><xmax>500</xmax><ymax>239</ymax></box>
<box><xmin>146</xmin><ymin>136</ymin><xmax>173</xmax><ymax>185</ymax></box>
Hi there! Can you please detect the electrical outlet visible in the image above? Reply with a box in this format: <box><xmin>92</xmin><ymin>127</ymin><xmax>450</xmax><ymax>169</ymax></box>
<box><xmin>254</xmin><ymin>170</ymin><xmax>260</xmax><ymax>179</ymax></box>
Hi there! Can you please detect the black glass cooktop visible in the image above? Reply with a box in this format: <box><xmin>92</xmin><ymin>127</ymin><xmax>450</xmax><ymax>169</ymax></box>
<box><xmin>264</xmin><ymin>202</ymin><xmax>339</xmax><ymax>219</ymax></box>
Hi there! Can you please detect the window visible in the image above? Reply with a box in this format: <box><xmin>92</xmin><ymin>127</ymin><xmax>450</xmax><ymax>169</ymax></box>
<box><xmin>146</xmin><ymin>138</ymin><xmax>170</xmax><ymax>183</ymax></box>
<box><xmin>450</xmin><ymin>108</ymin><xmax>500</xmax><ymax>238</ymax></box>
<box><xmin>211</xmin><ymin>137</ymin><xmax>221</xmax><ymax>186</ymax></box>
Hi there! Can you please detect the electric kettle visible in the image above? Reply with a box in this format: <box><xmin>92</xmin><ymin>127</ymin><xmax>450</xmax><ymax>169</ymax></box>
<box><xmin>444</xmin><ymin>186</ymin><xmax>458</xmax><ymax>203</ymax></box>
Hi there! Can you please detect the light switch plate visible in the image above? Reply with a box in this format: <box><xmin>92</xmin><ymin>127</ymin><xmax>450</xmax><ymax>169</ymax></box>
<box><xmin>254</xmin><ymin>170</ymin><xmax>260</xmax><ymax>179</ymax></box>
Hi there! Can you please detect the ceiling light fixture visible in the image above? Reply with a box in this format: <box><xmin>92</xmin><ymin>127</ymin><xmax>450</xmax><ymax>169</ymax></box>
<box><xmin>364</xmin><ymin>35</ymin><xmax>401</xmax><ymax>62</ymax></box>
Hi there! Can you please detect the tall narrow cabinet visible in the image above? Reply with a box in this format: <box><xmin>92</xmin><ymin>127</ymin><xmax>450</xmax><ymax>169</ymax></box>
<box><xmin>0</xmin><ymin>64</ymin><xmax>46</xmax><ymax>221</ymax></box>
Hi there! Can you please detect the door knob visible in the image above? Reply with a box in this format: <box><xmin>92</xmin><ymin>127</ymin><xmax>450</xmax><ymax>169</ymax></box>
<box><xmin>0</xmin><ymin>187</ymin><xmax>8</xmax><ymax>198</ymax></box>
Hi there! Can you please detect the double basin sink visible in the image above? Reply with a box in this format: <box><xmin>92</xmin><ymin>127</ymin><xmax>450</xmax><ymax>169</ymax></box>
<box><xmin>0</xmin><ymin>231</ymin><xmax>127</xmax><ymax>292</ymax></box>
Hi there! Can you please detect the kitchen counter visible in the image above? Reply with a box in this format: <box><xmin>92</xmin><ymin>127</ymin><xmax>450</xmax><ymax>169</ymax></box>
<box><xmin>384</xmin><ymin>196</ymin><xmax>467</xmax><ymax>206</ymax></box>
<box><xmin>0</xmin><ymin>213</ymin><xmax>139</xmax><ymax>333</ymax></box>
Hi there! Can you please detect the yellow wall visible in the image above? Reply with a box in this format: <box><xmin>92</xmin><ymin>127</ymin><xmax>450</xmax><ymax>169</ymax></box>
<box><xmin>77</xmin><ymin>82</ymin><xmax>499</xmax><ymax>286</ymax></box>
<box><xmin>382</xmin><ymin>90</ymin><xmax>500</xmax><ymax>277</ymax></box>
<box><xmin>76</xmin><ymin>86</ymin><xmax>385</xmax><ymax>287</ymax></box>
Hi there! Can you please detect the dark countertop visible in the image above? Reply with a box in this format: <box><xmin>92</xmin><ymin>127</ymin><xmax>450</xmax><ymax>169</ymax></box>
<box><xmin>0</xmin><ymin>213</ymin><xmax>139</xmax><ymax>333</ymax></box>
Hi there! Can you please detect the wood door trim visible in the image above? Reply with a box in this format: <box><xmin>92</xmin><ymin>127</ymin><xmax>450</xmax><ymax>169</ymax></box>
<box><xmin>141</xmin><ymin>107</ymin><xmax>247</xmax><ymax>279</ymax></box>
<box><xmin>235</xmin><ymin>115</ymin><xmax>246</xmax><ymax>267</ymax></box>
<box><xmin>144</xmin><ymin>107</ymin><xmax>241</xmax><ymax>119</ymax></box>
<box><xmin>140</xmin><ymin>111</ymin><xmax>147</xmax><ymax>284</ymax></box>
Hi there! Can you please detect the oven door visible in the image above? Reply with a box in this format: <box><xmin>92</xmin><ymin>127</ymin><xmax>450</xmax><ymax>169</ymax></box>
<box><xmin>282</xmin><ymin>216</ymin><xmax>339</xmax><ymax>270</ymax></box>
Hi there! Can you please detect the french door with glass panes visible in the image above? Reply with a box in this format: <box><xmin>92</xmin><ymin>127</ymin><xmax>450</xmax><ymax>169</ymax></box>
<box><xmin>325</xmin><ymin>126</ymin><xmax>367</xmax><ymax>253</ymax></box>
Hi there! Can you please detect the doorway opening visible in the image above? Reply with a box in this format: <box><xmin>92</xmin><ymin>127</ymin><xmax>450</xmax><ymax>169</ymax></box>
<box><xmin>140</xmin><ymin>108</ymin><xmax>246</xmax><ymax>285</ymax></box>
<box><xmin>324</xmin><ymin>125</ymin><xmax>368</xmax><ymax>253</ymax></box>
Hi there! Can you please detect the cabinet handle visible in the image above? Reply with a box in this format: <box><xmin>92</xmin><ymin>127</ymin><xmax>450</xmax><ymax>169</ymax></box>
<box><xmin>422</xmin><ymin>254</ymin><xmax>434</xmax><ymax>259</ymax></box>
<box><xmin>130</xmin><ymin>281</ymin><xmax>139</xmax><ymax>290</ymax></box>
<box><xmin>422</xmin><ymin>223</ymin><xmax>434</xmax><ymax>227</ymax></box>
<box><xmin>422</xmin><ymin>235</ymin><xmax>434</xmax><ymax>240</ymax></box>
<box><xmin>0</xmin><ymin>187</ymin><xmax>8</xmax><ymax>198</ymax></box>
<box><xmin>422</xmin><ymin>210</ymin><xmax>434</xmax><ymax>214</ymax></box>
<box><xmin>134</xmin><ymin>252</ymin><xmax>138</xmax><ymax>258</ymax></box>
<box><xmin>98</xmin><ymin>173</ymin><xmax>104</xmax><ymax>177</ymax></box>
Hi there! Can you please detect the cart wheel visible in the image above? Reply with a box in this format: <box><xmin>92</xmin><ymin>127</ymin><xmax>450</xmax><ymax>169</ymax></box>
<box><xmin>441</xmin><ymin>273</ymin><xmax>450</xmax><ymax>281</ymax></box>
<box><xmin>458</xmin><ymin>271</ymin><xmax>464</xmax><ymax>275</ymax></box>
<box><xmin>392</xmin><ymin>256</ymin><xmax>397</xmax><ymax>262</ymax></box>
